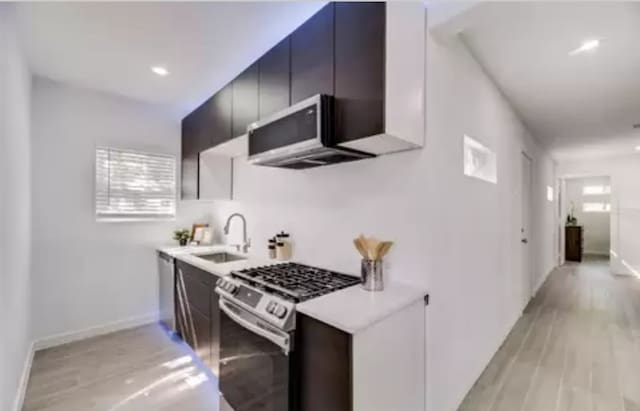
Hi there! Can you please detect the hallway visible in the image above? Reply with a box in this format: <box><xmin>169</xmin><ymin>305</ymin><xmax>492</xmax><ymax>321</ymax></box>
<box><xmin>458</xmin><ymin>257</ymin><xmax>640</xmax><ymax>411</ymax></box>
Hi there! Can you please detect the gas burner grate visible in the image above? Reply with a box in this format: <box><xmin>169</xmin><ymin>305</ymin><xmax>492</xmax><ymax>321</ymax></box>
<box><xmin>232</xmin><ymin>263</ymin><xmax>361</xmax><ymax>302</ymax></box>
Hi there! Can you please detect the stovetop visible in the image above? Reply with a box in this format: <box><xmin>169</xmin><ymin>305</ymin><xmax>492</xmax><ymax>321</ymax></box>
<box><xmin>231</xmin><ymin>262</ymin><xmax>361</xmax><ymax>303</ymax></box>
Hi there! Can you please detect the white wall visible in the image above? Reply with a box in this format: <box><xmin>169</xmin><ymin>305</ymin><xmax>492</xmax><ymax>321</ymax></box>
<box><xmin>0</xmin><ymin>4</ymin><xmax>33</xmax><ymax>410</ymax></box>
<box><xmin>30</xmin><ymin>78</ymin><xmax>214</xmax><ymax>342</ymax></box>
<box><xmin>423</xmin><ymin>33</ymin><xmax>557</xmax><ymax>411</ymax></box>
<box><xmin>207</xmin><ymin>21</ymin><xmax>557</xmax><ymax>411</ymax></box>
<box><xmin>565</xmin><ymin>176</ymin><xmax>611</xmax><ymax>255</ymax></box>
<box><xmin>558</xmin><ymin>156</ymin><xmax>640</xmax><ymax>276</ymax></box>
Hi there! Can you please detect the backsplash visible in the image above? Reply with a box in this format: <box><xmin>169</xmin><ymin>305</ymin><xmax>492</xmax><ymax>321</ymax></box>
<box><xmin>210</xmin><ymin>150</ymin><xmax>429</xmax><ymax>286</ymax></box>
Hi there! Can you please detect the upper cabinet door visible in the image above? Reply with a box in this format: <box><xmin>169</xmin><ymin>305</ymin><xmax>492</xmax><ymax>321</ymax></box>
<box><xmin>259</xmin><ymin>37</ymin><xmax>291</xmax><ymax>119</ymax></box>
<box><xmin>334</xmin><ymin>2</ymin><xmax>385</xmax><ymax>143</ymax></box>
<box><xmin>206</xmin><ymin>84</ymin><xmax>233</xmax><ymax>147</ymax></box>
<box><xmin>181</xmin><ymin>113</ymin><xmax>199</xmax><ymax>200</ymax></box>
<box><xmin>291</xmin><ymin>3</ymin><xmax>335</xmax><ymax>104</ymax></box>
<box><xmin>232</xmin><ymin>63</ymin><xmax>259</xmax><ymax>137</ymax></box>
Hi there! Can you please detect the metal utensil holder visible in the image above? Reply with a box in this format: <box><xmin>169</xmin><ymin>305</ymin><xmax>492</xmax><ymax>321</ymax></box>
<box><xmin>361</xmin><ymin>259</ymin><xmax>384</xmax><ymax>291</ymax></box>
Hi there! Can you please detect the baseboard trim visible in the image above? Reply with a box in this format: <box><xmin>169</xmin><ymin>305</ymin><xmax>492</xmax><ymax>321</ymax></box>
<box><xmin>34</xmin><ymin>312</ymin><xmax>158</xmax><ymax>351</ymax></box>
<box><xmin>12</xmin><ymin>341</ymin><xmax>35</xmax><ymax>411</ymax></box>
<box><xmin>534</xmin><ymin>263</ymin><xmax>559</xmax><ymax>297</ymax></box>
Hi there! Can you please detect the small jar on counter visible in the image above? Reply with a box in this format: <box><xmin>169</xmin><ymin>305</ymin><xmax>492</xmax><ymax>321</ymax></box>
<box><xmin>276</xmin><ymin>241</ymin><xmax>292</xmax><ymax>261</ymax></box>
<box><xmin>275</xmin><ymin>232</ymin><xmax>292</xmax><ymax>261</ymax></box>
<box><xmin>268</xmin><ymin>238</ymin><xmax>277</xmax><ymax>259</ymax></box>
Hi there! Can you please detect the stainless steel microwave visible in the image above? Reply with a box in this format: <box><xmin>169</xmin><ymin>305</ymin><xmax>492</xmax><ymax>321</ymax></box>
<box><xmin>247</xmin><ymin>94</ymin><xmax>373</xmax><ymax>169</ymax></box>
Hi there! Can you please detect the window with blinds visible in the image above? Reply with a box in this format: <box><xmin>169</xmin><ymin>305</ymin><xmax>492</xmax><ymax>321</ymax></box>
<box><xmin>95</xmin><ymin>147</ymin><xmax>176</xmax><ymax>220</ymax></box>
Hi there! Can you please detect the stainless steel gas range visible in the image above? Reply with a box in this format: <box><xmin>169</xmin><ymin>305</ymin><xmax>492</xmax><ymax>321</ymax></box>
<box><xmin>215</xmin><ymin>263</ymin><xmax>360</xmax><ymax>411</ymax></box>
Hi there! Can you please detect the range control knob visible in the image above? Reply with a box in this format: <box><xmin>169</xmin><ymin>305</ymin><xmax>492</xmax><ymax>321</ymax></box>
<box><xmin>216</xmin><ymin>278</ymin><xmax>224</xmax><ymax>288</ymax></box>
<box><xmin>266</xmin><ymin>301</ymin><xmax>277</xmax><ymax>314</ymax></box>
<box><xmin>227</xmin><ymin>284</ymin><xmax>238</xmax><ymax>294</ymax></box>
<box><xmin>274</xmin><ymin>305</ymin><xmax>288</xmax><ymax>319</ymax></box>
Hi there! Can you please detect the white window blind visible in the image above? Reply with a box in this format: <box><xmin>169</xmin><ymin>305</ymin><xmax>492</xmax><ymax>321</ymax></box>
<box><xmin>96</xmin><ymin>147</ymin><xmax>176</xmax><ymax>220</ymax></box>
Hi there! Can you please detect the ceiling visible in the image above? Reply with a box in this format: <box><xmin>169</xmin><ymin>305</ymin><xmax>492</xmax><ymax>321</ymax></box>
<box><xmin>16</xmin><ymin>2</ymin><xmax>325</xmax><ymax>118</ymax></box>
<box><xmin>443</xmin><ymin>2</ymin><xmax>640</xmax><ymax>160</ymax></box>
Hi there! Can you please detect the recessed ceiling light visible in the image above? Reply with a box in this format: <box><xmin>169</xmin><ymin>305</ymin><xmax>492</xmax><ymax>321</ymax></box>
<box><xmin>635</xmin><ymin>145</ymin><xmax>640</xmax><ymax>152</ymax></box>
<box><xmin>151</xmin><ymin>66</ymin><xmax>169</xmax><ymax>76</ymax></box>
<box><xmin>568</xmin><ymin>39</ymin><xmax>600</xmax><ymax>56</ymax></box>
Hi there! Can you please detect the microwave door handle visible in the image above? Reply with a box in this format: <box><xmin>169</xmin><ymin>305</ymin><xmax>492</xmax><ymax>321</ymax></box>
<box><xmin>219</xmin><ymin>299</ymin><xmax>291</xmax><ymax>354</ymax></box>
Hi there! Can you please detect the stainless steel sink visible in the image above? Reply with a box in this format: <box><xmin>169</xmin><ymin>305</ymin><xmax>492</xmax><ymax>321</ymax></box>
<box><xmin>195</xmin><ymin>252</ymin><xmax>247</xmax><ymax>264</ymax></box>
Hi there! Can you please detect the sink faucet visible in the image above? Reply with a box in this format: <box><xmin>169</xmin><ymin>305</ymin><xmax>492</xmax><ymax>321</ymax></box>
<box><xmin>223</xmin><ymin>213</ymin><xmax>251</xmax><ymax>253</ymax></box>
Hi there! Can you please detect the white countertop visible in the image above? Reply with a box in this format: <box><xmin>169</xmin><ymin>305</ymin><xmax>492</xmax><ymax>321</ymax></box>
<box><xmin>297</xmin><ymin>282</ymin><xmax>428</xmax><ymax>334</ymax></box>
<box><xmin>158</xmin><ymin>245</ymin><xmax>427</xmax><ymax>334</ymax></box>
<box><xmin>158</xmin><ymin>244</ymin><xmax>275</xmax><ymax>277</ymax></box>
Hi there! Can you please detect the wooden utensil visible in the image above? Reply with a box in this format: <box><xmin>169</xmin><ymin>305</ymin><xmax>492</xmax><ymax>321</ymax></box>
<box><xmin>353</xmin><ymin>238</ymin><xmax>368</xmax><ymax>259</ymax></box>
<box><xmin>378</xmin><ymin>241</ymin><xmax>394</xmax><ymax>259</ymax></box>
<box><xmin>365</xmin><ymin>237</ymin><xmax>380</xmax><ymax>260</ymax></box>
<box><xmin>374</xmin><ymin>242</ymin><xmax>386</xmax><ymax>260</ymax></box>
<box><xmin>354</xmin><ymin>235</ymin><xmax>393</xmax><ymax>260</ymax></box>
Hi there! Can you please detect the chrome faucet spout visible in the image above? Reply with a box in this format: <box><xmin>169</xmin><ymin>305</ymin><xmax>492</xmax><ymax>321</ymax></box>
<box><xmin>224</xmin><ymin>213</ymin><xmax>250</xmax><ymax>253</ymax></box>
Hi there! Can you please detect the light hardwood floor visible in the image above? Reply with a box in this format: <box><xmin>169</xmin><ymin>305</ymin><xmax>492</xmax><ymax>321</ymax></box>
<box><xmin>23</xmin><ymin>257</ymin><xmax>640</xmax><ymax>411</ymax></box>
<box><xmin>458</xmin><ymin>256</ymin><xmax>640</xmax><ymax>411</ymax></box>
<box><xmin>22</xmin><ymin>325</ymin><xmax>230</xmax><ymax>411</ymax></box>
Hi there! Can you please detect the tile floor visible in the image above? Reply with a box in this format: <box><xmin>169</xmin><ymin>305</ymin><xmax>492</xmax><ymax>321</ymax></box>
<box><xmin>458</xmin><ymin>256</ymin><xmax>640</xmax><ymax>411</ymax></box>
<box><xmin>22</xmin><ymin>325</ymin><xmax>232</xmax><ymax>411</ymax></box>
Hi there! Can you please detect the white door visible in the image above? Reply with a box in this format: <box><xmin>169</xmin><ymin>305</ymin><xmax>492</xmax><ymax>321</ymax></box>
<box><xmin>521</xmin><ymin>153</ymin><xmax>533</xmax><ymax>308</ymax></box>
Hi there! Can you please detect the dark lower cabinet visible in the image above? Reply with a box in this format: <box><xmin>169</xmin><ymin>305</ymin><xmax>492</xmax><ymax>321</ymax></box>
<box><xmin>297</xmin><ymin>314</ymin><xmax>352</xmax><ymax>411</ymax></box>
<box><xmin>291</xmin><ymin>3</ymin><xmax>335</xmax><ymax>104</ymax></box>
<box><xmin>232</xmin><ymin>63</ymin><xmax>259</xmax><ymax>137</ymax></box>
<box><xmin>565</xmin><ymin>226</ymin><xmax>584</xmax><ymax>262</ymax></box>
<box><xmin>334</xmin><ymin>2</ymin><xmax>385</xmax><ymax>143</ymax></box>
<box><xmin>189</xmin><ymin>306</ymin><xmax>213</xmax><ymax>368</ymax></box>
<box><xmin>210</xmin><ymin>288</ymin><xmax>220</xmax><ymax>375</ymax></box>
<box><xmin>259</xmin><ymin>36</ymin><xmax>291</xmax><ymax>119</ymax></box>
<box><xmin>175</xmin><ymin>261</ymin><xmax>221</xmax><ymax>375</ymax></box>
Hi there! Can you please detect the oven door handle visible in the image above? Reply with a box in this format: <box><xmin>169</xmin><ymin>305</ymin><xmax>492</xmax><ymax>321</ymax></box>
<box><xmin>219</xmin><ymin>299</ymin><xmax>291</xmax><ymax>354</ymax></box>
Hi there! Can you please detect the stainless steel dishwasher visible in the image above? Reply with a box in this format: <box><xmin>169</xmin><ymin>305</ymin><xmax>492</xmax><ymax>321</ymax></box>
<box><xmin>158</xmin><ymin>251</ymin><xmax>176</xmax><ymax>332</ymax></box>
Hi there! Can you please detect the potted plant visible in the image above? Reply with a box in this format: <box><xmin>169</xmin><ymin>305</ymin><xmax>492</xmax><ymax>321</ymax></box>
<box><xmin>173</xmin><ymin>229</ymin><xmax>191</xmax><ymax>246</ymax></box>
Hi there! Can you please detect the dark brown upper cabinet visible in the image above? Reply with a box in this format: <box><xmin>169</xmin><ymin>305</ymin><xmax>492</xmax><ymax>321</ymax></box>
<box><xmin>291</xmin><ymin>3</ymin><xmax>335</xmax><ymax>104</ymax></box>
<box><xmin>334</xmin><ymin>2</ymin><xmax>385</xmax><ymax>144</ymax></box>
<box><xmin>181</xmin><ymin>2</ymin><xmax>425</xmax><ymax>175</ymax></box>
<box><xmin>205</xmin><ymin>83</ymin><xmax>233</xmax><ymax>147</ymax></box>
<box><xmin>259</xmin><ymin>36</ymin><xmax>291</xmax><ymax>119</ymax></box>
<box><xmin>232</xmin><ymin>63</ymin><xmax>259</xmax><ymax>137</ymax></box>
<box><xmin>180</xmin><ymin>111</ymin><xmax>200</xmax><ymax>200</ymax></box>
<box><xmin>181</xmin><ymin>106</ymin><xmax>209</xmax><ymax>200</ymax></box>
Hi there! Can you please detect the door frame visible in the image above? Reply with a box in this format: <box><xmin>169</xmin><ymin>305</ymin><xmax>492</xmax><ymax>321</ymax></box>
<box><xmin>520</xmin><ymin>151</ymin><xmax>534</xmax><ymax>309</ymax></box>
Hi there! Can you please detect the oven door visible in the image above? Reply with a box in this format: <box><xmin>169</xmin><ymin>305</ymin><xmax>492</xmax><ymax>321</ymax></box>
<box><xmin>219</xmin><ymin>298</ymin><xmax>294</xmax><ymax>411</ymax></box>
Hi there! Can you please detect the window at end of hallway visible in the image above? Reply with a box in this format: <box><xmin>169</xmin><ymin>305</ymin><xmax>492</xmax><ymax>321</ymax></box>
<box><xmin>95</xmin><ymin>147</ymin><xmax>177</xmax><ymax>222</ymax></box>
<box><xmin>583</xmin><ymin>202</ymin><xmax>611</xmax><ymax>213</ymax></box>
<box><xmin>583</xmin><ymin>185</ymin><xmax>611</xmax><ymax>195</ymax></box>
<box><xmin>547</xmin><ymin>186</ymin><xmax>554</xmax><ymax>202</ymax></box>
